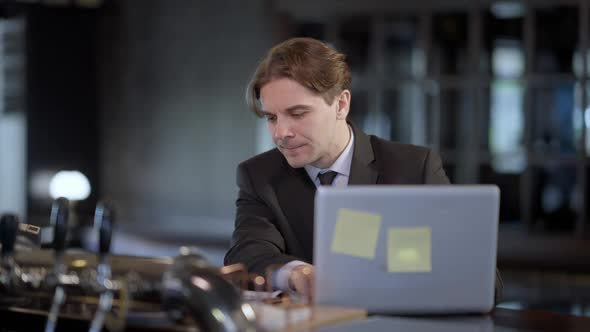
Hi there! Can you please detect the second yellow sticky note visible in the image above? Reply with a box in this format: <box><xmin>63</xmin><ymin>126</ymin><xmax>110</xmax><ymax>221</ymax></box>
<box><xmin>331</xmin><ymin>208</ymin><xmax>382</xmax><ymax>259</ymax></box>
<box><xmin>387</xmin><ymin>227</ymin><xmax>432</xmax><ymax>273</ymax></box>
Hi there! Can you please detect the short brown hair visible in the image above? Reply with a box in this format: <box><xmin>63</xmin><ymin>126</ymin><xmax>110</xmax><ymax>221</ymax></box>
<box><xmin>246</xmin><ymin>37</ymin><xmax>352</xmax><ymax>116</ymax></box>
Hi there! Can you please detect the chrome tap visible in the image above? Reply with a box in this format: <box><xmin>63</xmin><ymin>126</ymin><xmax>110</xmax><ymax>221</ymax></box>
<box><xmin>0</xmin><ymin>214</ymin><xmax>20</xmax><ymax>292</ymax></box>
<box><xmin>88</xmin><ymin>202</ymin><xmax>115</xmax><ymax>332</ymax></box>
<box><xmin>44</xmin><ymin>197</ymin><xmax>70</xmax><ymax>332</ymax></box>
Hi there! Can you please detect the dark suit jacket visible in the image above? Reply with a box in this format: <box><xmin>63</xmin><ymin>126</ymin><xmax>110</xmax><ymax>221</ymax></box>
<box><xmin>225</xmin><ymin>123</ymin><xmax>502</xmax><ymax>301</ymax></box>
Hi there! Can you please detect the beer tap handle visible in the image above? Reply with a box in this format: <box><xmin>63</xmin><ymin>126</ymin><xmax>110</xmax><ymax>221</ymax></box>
<box><xmin>94</xmin><ymin>202</ymin><xmax>113</xmax><ymax>268</ymax></box>
<box><xmin>50</xmin><ymin>197</ymin><xmax>69</xmax><ymax>257</ymax></box>
<box><xmin>88</xmin><ymin>202</ymin><xmax>115</xmax><ymax>332</ymax></box>
<box><xmin>0</xmin><ymin>214</ymin><xmax>19</xmax><ymax>260</ymax></box>
<box><xmin>45</xmin><ymin>198</ymin><xmax>70</xmax><ymax>332</ymax></box>
<box><xmin>44</xmin><ymin>286</ymin><xmax>65</xmax><ymax>332</ymax></box>
<box><xmin>0</xmin><ymin>214</ymin><xmax>19</xmax><ymax>291</ymax></box>
<box><xmin>88</xmin><ymin>291</ymin><xmax>114</xmax><ymax>332</ymax></box>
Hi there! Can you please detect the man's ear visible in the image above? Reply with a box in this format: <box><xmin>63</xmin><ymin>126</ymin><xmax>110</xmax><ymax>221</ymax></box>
<box><xmin>336</xmin><ymin>89</ymin><xmax>351</xmax><ymax>120</ymax></box>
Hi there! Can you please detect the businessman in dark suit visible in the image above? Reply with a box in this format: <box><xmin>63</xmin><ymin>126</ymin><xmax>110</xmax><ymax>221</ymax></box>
<box><xmin>224</xmin><ymin>37</ymin><xmax>502</xmax><ymax>300</ymax></box>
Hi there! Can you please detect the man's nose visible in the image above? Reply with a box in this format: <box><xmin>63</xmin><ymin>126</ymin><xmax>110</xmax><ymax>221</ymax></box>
<box><xmin>273</xmin><ymin>118</ymin><xmax>294</xmax><ymax>139</ymax></box>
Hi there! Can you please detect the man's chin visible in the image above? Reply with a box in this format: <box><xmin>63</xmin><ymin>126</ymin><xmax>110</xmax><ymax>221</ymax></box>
<box><xmin>283</xmin><ymin>155</ymin><xmax>308</xmax><ymax>168</ymax></box>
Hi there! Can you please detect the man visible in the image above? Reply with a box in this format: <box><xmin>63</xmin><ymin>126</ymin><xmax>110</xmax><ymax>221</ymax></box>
<box><xmin>224</xmin><ymin>37</ymin><xmax>501</xmax><ymax>300</ymax></box>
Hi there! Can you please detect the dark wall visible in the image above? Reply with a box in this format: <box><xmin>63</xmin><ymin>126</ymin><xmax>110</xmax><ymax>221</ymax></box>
<box><xmin>26</xmin><ymin>6</ymin><xmax>100</xmax><ymax>223</ymax></box>
<box><xmin>97</xmin><ymin>0</ymin><xmax>274</xmax><ymax>238</ymax></box>
<box><xmin>22</xmin><ymin>1</ymin><xmax>277</xmax><ymax>255</ymax></box>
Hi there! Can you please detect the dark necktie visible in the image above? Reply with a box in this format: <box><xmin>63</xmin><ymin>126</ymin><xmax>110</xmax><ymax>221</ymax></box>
<box><xmin>318</xmin><ymin>171</ymin><xmax>338</xmax><ymax>186</ymax></box>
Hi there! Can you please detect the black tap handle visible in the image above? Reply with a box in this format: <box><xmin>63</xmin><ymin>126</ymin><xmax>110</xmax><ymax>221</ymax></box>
<box><xmin>0</xmin><ymin>214</ymin><xmax>19</xmax><ymax>257</ymax></box>
<box><xmin>50</xmin><ymin>197</ymin><xmax>69</xmax><ymax>253</ymax></box>
<box><xmin>94</xmin><ymin>202</ymin><xmax>114</xmax><ymax>256</ymax></box>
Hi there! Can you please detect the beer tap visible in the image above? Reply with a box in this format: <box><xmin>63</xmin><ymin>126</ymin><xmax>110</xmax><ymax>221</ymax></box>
<box><xmin>88</xmin><ymin>202</ymin><xmax>115</xmax><ymax>332</ymax></box>
<box><xmin>45</xmin><ymin>197</ymin><xmax>70</xmax><ymax>332</ymax></box>
<box><xmin>0</xmin><ymin>214</ymin><xmax>20</xmax><ymax>292</ymax></box>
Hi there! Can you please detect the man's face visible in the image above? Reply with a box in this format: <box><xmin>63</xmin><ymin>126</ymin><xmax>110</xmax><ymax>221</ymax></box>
<box><xmin>259</xmin><ymin>78</ymin><xmax>345</xmax><ymax>168</ymax></box>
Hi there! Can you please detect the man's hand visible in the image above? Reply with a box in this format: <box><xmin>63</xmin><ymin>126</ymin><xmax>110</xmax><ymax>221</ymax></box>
<box><xmin>288</xmin><ymin>264</ymin><xmax>315</xmax><ymax>300</ymax></box>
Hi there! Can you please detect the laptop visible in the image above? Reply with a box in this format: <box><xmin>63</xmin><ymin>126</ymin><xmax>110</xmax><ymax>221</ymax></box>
<box><xmin>313</xmin><ymin>185</ymin><xmax>500</xmax><ymax>314</ymax></box>
<box><xmin>314</xmin><ymin>315</ymin><xmax>494</xmax><ymax>332</ymax></box>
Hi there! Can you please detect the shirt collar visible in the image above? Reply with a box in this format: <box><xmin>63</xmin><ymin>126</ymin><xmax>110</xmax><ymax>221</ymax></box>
<box><xmin>304</xmin><ymin>126</ymin><xmax>355</xmax><ymax>181</ymax></box>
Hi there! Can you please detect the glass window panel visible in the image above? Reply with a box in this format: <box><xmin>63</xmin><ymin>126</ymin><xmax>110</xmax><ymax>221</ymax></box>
<box><xmin>381</xmin><ymin>89</ymin><xmax>401</xmax><ymax>142</ymax></box>
<box><xmin>574</xmin><ymin>6</ymin><xmax>590</xmax><ymax>79</ymax></box>
<box><xmin>534</xmin><ymin>6</ymin><xmax>578</xmax><ymax>74</ymax></box>
<box><xmin>488</xmin><ymin>79</ymin><xmax>526</xmax><ymax>173</ymax></box>
<box><xmin>348</xmin><ymin>89</ymin><xmax>369</xmax><ymax>130</ymax></box>
<box><xmin>383</xmin><ymin>16</ymin><xmax>422</xmax><ymax>78</ymax></box>
<box><xmin>361</xmin><ymin>107</ymin><xmax>392</xmax><ymax>140</ymax></box>
<box><xmin>484</xmin><ymin>8</ymin><xmax>526</xmax><ymax>172</ymax></box>
<box><xmin>479</xmin><ymin>85</ymin><xmax>491</xmax><ymax>151</ymax></box>
<box><xmin>479</xmin><ymin>165</ymin><xmax>523</xmax><ymax>224</ymax></box>
<box><xmin>586</xmin><ymin>167</ymin><xmax>590</xmax><ymax>226</ymax></box>
<box><xmin>438</xmin><ymin>88</ymin><xmax>480</xmax><ymax>184</ymax></box>
<box><xmin>483</xmin><ymin>7</ymin><xmax>524</xmax><ymax>77</ymax></box>
<box><xmin>531</xmin><ymin>83</ymin><xmax>577</xmax><ymax>156</ymax></box>
<box><xmin>382</xmin><ymin>84</ymin><xmax>424</xmax><ymax>144</ymax></box>
<box><xmin>425</xmin><ymin>85</ymin><xmax>441</xmax><ymax>149</ymax></box>
<box><xmin>338</xmin><ymin>17</ymin><xmax>370</xmax><ymax>77</ymax></box>
<box><xmin>572</xmin><ymin>82</ymin><xmax>590</xmax><ymax>156</ymax></box>
<box><xmin>432</xmin><ymin>13</ymin><xmax>469</xmax><ymax>75</ymax></box>
<box><xmin>531</xmin><ymin>165</ymin><xmax>579</xmax><ymax>233</ymax></box>
<box><xmin>439</xmin><ymin>88</ymin><xmax>470</xmax><ymax>151</ymax></box>
<box><xmin>571</xmin><ymin>50</ymin><xmax>588</xmax><ymax>78</ymax></box>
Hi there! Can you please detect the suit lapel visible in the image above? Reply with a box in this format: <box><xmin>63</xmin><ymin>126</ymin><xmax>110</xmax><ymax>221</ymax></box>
<box><xmin>273</xmin><ymin>161</ymin><xmax>316</xmax><ymax>262</ymax></box>
<box><xmin>348</xmin><ymin>122</ymin><xmax>379</xmax><ymax>185</ymax></box>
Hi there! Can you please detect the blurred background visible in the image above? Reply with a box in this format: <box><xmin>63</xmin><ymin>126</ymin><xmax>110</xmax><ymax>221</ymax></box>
<box><xmin>0</xmin><ymin>0</ymin><xmax>589</xmax><ymax>318</ymax></box>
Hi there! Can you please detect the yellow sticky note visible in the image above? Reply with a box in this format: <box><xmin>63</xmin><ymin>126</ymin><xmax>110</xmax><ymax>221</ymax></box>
<box><xmin>331</xmin><ymin>208</ymin><xmax>382</xmax><ymax>259</ymax></box>
<box><xmin>387</xmin><ymin>227</ymin><xmax>432</xmax><ymax>273</ymax></box>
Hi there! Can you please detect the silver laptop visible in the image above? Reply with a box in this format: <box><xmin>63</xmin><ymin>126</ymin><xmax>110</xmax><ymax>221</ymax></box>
<box><xmin>313</xmin><ymin>185</ymin><xmax>499</xmax><ymax>314</ymax></box>
<box><xmin>314</xmin><ymin>315</ymin><xmax>494</xmax><ymax>332</ymax></box>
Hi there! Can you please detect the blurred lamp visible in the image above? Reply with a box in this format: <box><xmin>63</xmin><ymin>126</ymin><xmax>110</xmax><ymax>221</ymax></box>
<box><xmin>49</xmin><ymin>170</ymin><xmax>91</xmax><ymax>200</ymax></box>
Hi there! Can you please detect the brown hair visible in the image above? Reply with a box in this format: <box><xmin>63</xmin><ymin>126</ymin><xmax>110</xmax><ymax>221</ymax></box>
<box><xmin>246</xmin><ymin>37</ymin><xmax>352</xmax><ymax>116</ymax></box>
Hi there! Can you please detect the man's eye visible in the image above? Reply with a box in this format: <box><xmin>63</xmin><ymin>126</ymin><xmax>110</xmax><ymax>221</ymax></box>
<box><xmin>266</xmin><ymin>116</ymin><xmax>276</xmax><ymax>122</ymax></box>
<box><xmin>292</xmin><ymin>113</ymin><xmax>304</xmax><ymax>118</ymax></box>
